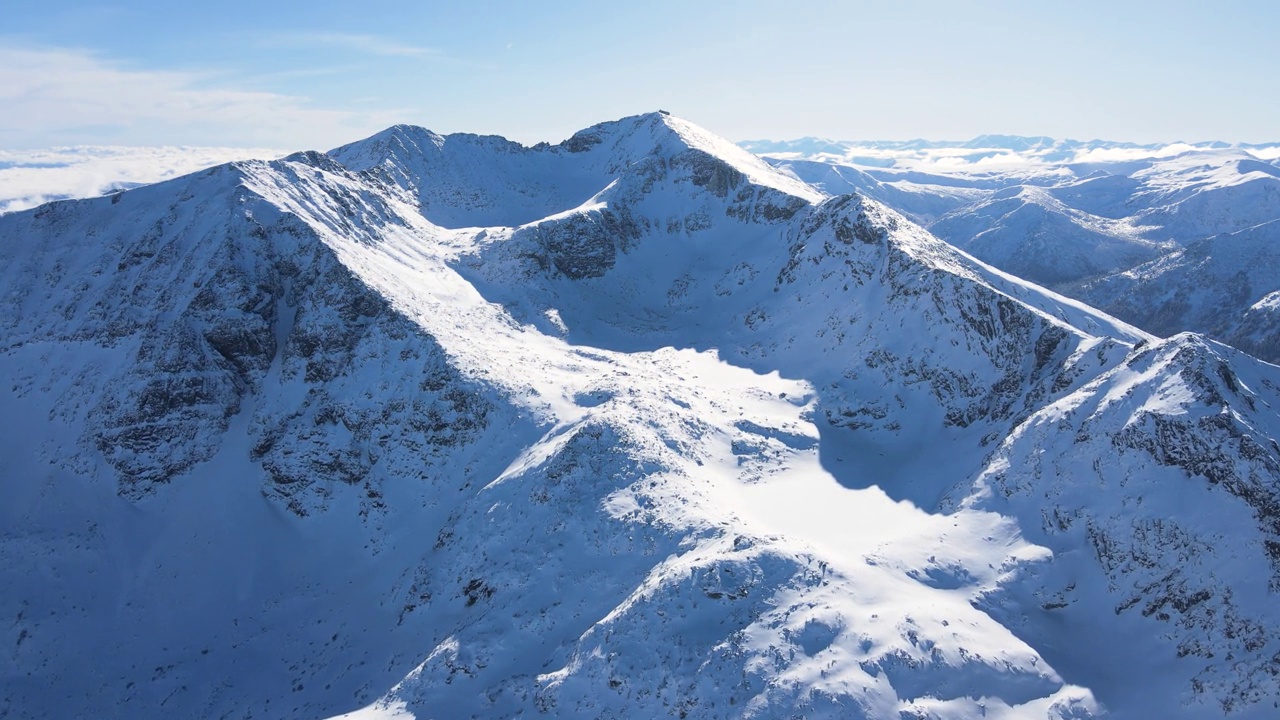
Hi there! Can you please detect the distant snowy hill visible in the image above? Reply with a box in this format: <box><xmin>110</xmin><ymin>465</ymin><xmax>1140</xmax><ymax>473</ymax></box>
<box><xmin>4</xmin><ymin>115</ymin><xmax>1280</xmax><ymax>719</ymax></box>
<box><xmin>929</xmin><ymin>186</ymin><xmax>1170</xmax><ymax>286</ymax></box>
<box><xmin>1072</xmin><ymin>219</ymin><xmax>1280</xmax><ymax>362</ymax></box>
<box><xmin>750</xmin><ymin>136</ymin><xmax>1280</xmax><ymax>361</ymax></box>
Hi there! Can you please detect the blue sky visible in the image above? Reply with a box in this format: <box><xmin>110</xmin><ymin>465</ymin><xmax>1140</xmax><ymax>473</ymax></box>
<box><xmin>3</xmin><ymin>0</ymin><xmax>1278</xmax><ymax>150</ymax></box>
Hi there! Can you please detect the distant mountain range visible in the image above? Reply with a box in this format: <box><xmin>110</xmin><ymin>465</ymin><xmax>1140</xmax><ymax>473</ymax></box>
<box><xmin>746</xmin><ymin>135</ymin><xmax>1280</xmax><ymax>363</ymax></box>
<box><xmin>740</xmin><ymin>135</ymin><xmax>1280</xmax><ymax>164</ymax></box>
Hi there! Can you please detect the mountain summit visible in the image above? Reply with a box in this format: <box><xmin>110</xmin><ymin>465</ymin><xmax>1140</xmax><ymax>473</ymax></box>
<box><xmin>3</xmin><ymin>114</ymin><xmax>1279</xmax><ymax>719</ymax></box>
<box><xmin>327</xmin><ymin>112</ymin><xmax>821</xmax><ymax>229</ymax></box>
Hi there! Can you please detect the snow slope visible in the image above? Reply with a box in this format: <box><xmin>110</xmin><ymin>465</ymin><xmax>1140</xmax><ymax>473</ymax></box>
<box><xmin>0</xmin><ymin>162</ymin><xmax>518</xmax><ymax>718</ymax></box>
<box><xmin>955</xmin><ymin>334</ymin><xmax>1280</xmax><ymax>717</ymax></box>
<box><xmin>1074</xmin><ymin>219</ymin><xmax>1280</xmax><ymax>362</ymax></box>
<box><xmin>929</xmin><ymin>186</ymin><xmax>1170</xmax><ymax>287</ymax></box>
<box><xmin>3</xmin><ymin>114</ymin><xmax>1279</xmax><ymax>719</ymax></box>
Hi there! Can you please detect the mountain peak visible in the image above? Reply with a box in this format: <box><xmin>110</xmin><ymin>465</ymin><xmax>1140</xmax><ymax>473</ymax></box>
<box><xmin>553</xmin><ymin>110</ymin><xmax>683</xmax><ymax>154</ymax></box>
<box><xmin>556</xmin><ymin>111</ymin><xmax>823</xmax><ymax>203</ymax></box>
<box><xmin>324</xmin><ymin>112</ymin><xmax>820</xmax><ymax>228</ymax></box>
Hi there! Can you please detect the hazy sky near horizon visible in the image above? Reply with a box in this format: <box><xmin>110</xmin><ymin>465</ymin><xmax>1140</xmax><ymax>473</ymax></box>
<box><xmin>3</xmin><ymin>0</ymin><xmax>1278</xmax><ymax>151</ymax></box>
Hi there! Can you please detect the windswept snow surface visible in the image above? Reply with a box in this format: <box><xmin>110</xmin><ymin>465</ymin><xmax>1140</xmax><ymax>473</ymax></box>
<box><xmin>3</xmin><ymin>114</ymin><xmax>1280</xmax><ymax>719</ymax></box>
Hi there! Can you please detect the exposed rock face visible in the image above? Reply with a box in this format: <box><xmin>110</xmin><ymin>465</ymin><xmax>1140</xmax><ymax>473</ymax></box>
<box><xmin>528</xmin><ymin>208</ymin><xmax>634</xmax><ymax>279</ymax></box>
<box><xmin>91</xmin><ymin>319</ymin><xmax>246</xmax><ymax>498</ymax></box>
<box><xmin>1</xmin><ymin>164</ymin><xmax>496</xmax><ymax>513</ymax></box>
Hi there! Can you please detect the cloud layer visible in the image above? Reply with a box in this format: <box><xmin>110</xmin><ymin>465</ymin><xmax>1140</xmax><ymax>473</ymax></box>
<box><xmin>0</xmin><ymin>145</ymin><xmax>281</xmax><ymax>214</ymax></box>
<box><xmin>0</xmin><ymin>46</ymin><xmax>400</xmax><ymax>150</ymax></box>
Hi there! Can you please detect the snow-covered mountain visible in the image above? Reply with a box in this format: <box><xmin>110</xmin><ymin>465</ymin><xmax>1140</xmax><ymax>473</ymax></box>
<box><xmin>929</xmin><ymin>186</ymin><xmax>1170</xmax><ymax>287</ymax></box>
<box><xmin>4</xmin><ymin>114</ymin><xmax>1280</xmax><ymax>719</ymax></box>
<box><xmin>1072</xmin><ymin>219</ymin><xmax>1280</xmax><ymax>362</ymax></box>
<box><xmin>753</xmin><ymin>136</ymin><xmax>1280</xmax><ymax>361</ymax></box>
<box><xmin>740</xmin><ymin>136</ymin><xmax>1280</xmax><ymax>170</ymax></box>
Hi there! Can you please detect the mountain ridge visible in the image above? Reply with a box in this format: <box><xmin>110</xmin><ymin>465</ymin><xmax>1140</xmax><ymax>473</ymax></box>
<box><xmin>2</xmin><ymin>114</ymin><xmax>1278</xmax><ymax>719</ymax></box>
<box><xmin>754</xmin><ymin>134</ymin><xmax>1280</xmax><ymax>362</ymax></box>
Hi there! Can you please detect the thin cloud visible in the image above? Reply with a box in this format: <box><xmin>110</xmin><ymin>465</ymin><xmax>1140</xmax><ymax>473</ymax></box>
<box><xmin>1072</xmin><ymin>144</ymin><xmax>1205</xmax><ymax>164</ymax></box>
<box><xmin>259</xmin><ymin>32</ymin><xmax>444</xmax><ymax>59</ymax></box>
<box><xmin>0</xmin><ymin>44</ymin><xmax>403</xmax><ymax>149</ymax></box>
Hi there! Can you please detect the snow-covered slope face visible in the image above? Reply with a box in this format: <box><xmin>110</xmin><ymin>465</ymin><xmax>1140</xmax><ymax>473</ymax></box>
<box><xmin>329</xmin><ymin>114</ymin><xmax>819</xmax><ymax>230</ymax></box>
<box><xmin>0</xmin><ymin>160</ymin><xmax>523</xmax><ymax>718</ymax></box>
<box><xmin>1123</xmin><ymin>153</ymin><xmax>1280</xmax><ymax>240</ymax></box>
<box><xmin>929</xmin><ymin>186</ymin><xmax>1170</xmax><ymax>287</ymax></box>
<box><xmin>954</xmin><ymin>334</ymin><xmax>1280</xmax><ymax>717</ymax></box>
<box><xmin>4</xmin><ymin>114</ymin><xmax>1279</xmax><ymax>720</ymax></box>
<box><xmin>1072</xmin><ymin>219</ymin><xmax>1280</xmax><ymax>362</ymax></box>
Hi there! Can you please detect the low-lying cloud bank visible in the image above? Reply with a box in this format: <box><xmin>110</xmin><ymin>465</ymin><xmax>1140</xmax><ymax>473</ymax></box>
<box><xmin>0</xmin><ymin>145</ymin><xmax>281</xmax><ymax>213</ymax></box>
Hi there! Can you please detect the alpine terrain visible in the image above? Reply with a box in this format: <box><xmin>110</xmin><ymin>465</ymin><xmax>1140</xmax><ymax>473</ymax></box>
<box><xmin>749</xmin><ymin>137</ymin><xmax>1280</xmax><ymax>362</ymax></box>
<box><xmin>4</xmin><ymin>113</ymin><xmax>1280</xmax><ymax>719</ymax></box>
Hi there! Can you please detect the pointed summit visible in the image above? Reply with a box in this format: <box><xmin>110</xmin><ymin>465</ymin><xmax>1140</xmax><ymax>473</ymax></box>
<box><xmin>328</xmin><ymin>123</ymin><xmax>447</xmax><ymax>173</ymax></box>
<box><xmin>556</xmin><ymin>111</ymin><xmax>823</xmax><ymax>202</ymax></box>
<box><xmin>324</xmin><ymin>112</ymin><xmax>820</xmax><ymax>229</ymax></box>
